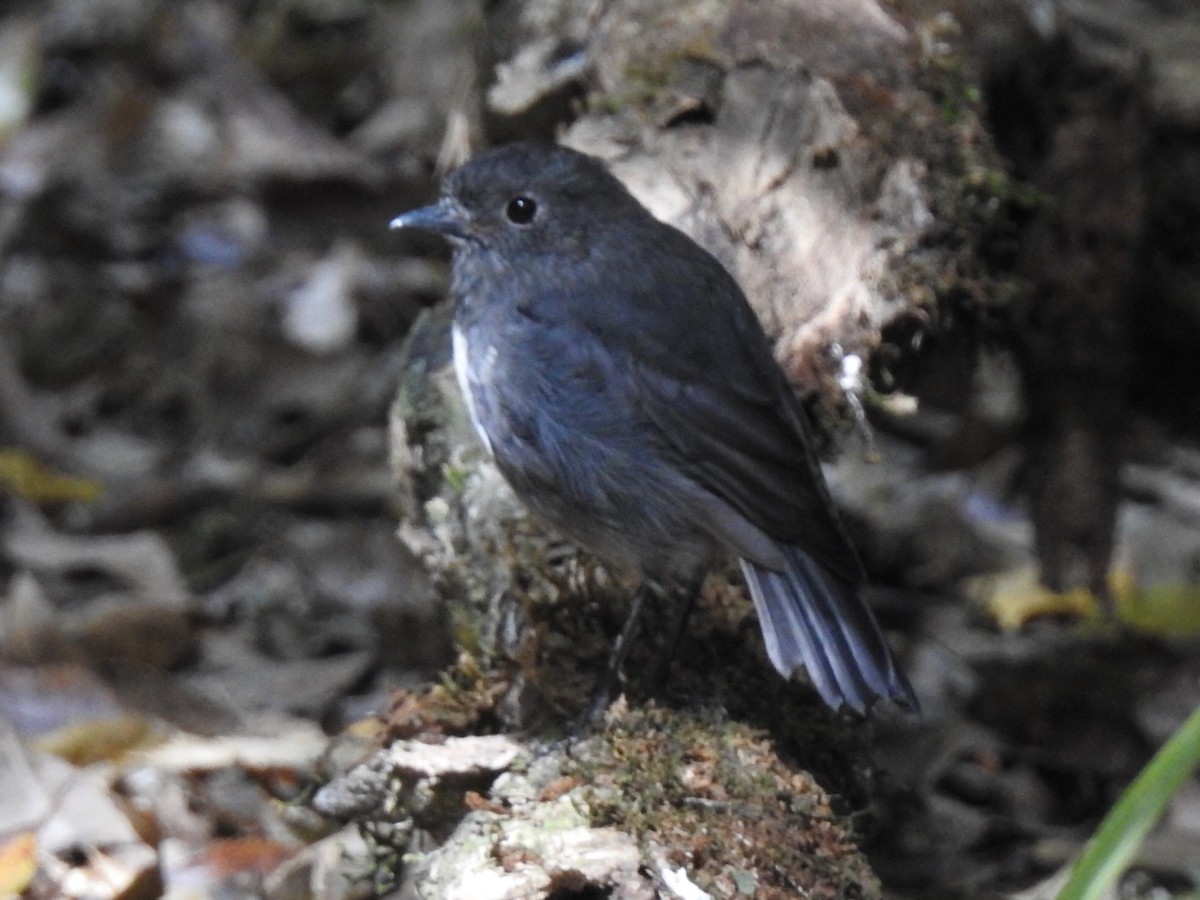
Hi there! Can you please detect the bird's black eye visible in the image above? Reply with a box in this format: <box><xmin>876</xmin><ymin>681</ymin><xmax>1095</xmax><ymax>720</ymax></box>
<box><xmin>505</xmin><ymin>196</ymin><xmax>538</xmax><ymax>225</ymax></box>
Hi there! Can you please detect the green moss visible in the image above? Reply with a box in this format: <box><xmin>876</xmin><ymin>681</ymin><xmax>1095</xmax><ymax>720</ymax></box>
<box><xmin>441</xmin><ymin>463</ymin><xmax>468</xmax><ymax>495</ymax></box>
<box><xmin>979</xmin><ymin>167</ymin><xmax>1049</xmax><ymax>210</ymax></box>
<box><xmin>567</xmin><ymin>704</ymin><xmax>881</xmax><ymax>899</ymax></box>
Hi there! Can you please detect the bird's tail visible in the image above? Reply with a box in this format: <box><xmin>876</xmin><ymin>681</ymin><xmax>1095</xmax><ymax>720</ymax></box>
<box><xmin>740</xmin><ymin>545</ymin><xmax>918</xmax><ymax>714</ymax></box>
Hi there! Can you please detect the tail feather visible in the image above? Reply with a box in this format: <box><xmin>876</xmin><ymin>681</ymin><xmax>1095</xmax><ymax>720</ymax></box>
<box><xmin>741</xmin><ymin>546</ymin><xmax>918</xmax><ymax>714</ymax></box>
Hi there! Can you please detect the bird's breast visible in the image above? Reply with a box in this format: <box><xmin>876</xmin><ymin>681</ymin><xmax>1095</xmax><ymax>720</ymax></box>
<box><xmin>451</xmin><ymin>322</ymin><xmax>496</xmax><ymax>456</ymax></box>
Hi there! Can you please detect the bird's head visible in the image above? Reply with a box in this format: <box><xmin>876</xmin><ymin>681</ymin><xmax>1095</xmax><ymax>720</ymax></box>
<box><xmin>389</xmin><ymin>142</ymin><xmax>640</xmax><ymax>260</ymax></box>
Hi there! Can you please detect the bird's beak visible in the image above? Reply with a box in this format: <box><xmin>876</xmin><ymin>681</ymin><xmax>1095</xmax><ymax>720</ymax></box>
<box><xmin>389</xmin><ymin>198</ymin><xmax>468</xmax><ymax>240</ymax></box>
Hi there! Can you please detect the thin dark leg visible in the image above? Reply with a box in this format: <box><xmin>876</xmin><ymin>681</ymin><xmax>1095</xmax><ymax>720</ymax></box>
<box><xmin>584</xmin><ymin>580</ymin><xmax>656</xmax><ymax>724</ymax></box>
<box><xmin>649</xmin><ymin>574</ymin><xmax>706</xmax><ymax>690</ymax></box>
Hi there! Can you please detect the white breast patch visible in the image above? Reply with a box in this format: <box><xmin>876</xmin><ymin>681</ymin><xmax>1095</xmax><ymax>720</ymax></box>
<box><xmin>451</xmin><ymin>323</ymin><xmax>494</xmax><ymax>456</ymax></box>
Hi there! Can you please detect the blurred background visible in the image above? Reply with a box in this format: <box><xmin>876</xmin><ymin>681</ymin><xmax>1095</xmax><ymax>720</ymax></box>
<box><xmin>0</xmin><ymin>0</ymin><xmax>1198</xmax><ymax>897</ymax></box>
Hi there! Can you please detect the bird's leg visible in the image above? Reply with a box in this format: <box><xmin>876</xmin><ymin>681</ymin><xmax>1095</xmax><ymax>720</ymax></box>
<box><xmin>649</xmin><ymin>574</ymin><xmax>706</xmax><ymax>690</ymax></box>
<box><xmin>584</xmin><ymin>580</ymin><xmax>657</xmax><ymax>724</ymax></box>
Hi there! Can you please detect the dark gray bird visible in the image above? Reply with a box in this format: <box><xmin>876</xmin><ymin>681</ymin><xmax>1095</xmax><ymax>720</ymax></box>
<box><xmin>390</xmin><ymin>141</ymin><xmax>916</xmax><ymax>714</ymax></box>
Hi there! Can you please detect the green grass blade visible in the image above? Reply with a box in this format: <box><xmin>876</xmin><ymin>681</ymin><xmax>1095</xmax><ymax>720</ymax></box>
<box><xmin>1058</xmin><ymin>702</ymin><xmax>1200</xmax><ymax>900</ymax></box>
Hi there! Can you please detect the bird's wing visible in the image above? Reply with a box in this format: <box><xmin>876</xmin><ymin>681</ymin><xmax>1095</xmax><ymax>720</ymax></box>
<box><xmin>628</xmin><ymin>349</ymin><xmax>865</xmax><ymax>586</ymax></box>
<box><xmin>554</xmin><ymin>240</ymin><xmax>861</xmax><ymax>583</ymax></box>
